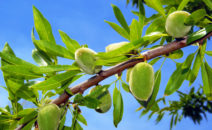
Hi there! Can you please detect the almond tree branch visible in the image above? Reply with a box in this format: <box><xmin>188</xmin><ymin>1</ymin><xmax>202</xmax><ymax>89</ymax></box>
<box><xmin>16</xmin><ymin>32</ymin><xmax>212</xmax><ymax>130</ymax></box>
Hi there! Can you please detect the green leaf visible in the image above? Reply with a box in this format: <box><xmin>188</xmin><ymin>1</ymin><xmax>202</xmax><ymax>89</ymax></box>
<box><xmin>203</xmin><ymin>0</ymin><xmax>212</xmax><ymax>10</ymax></box>
<box><xmin>146</xmin><ymin>17</ymin><xmax>165</xmax><ymax>35</ymax></box>
<box><xmin>18</xmin><ymin>110</ymin><xmax>37</xmax><ymax>124</ymax></box>
<box><xmin>121</xmin><ymin>80</ymin><xmax>130</xmax><ymax>93</ymax></box>
<box><xmin>206</xmin><ymin>51</ymin><xmax>212</xmax><ymax>56</ymax></box>
<box><xmin>22</xmin><ymin>119</ymin><xmax>36</xmax><ymax>130</ymax></box>
<box><xmin>111</xmin><ymin>4</ymin><xmax>130</xmax><ymax>33</ymax></box>
<box><xmin>187</xmin><ymin>24</ymin><xmax>212</xmax><ymax>44</ymax></box>
<box><xmin>95</xmin><ymin>55</ymin><xmax>128</xmax><ymax>66</ymax></box>
<box><xmin>33</xmin><ymin>40</ymin><xmax>74</xmax><ymax>59</ymax></box>
<box><xmin>149</xmin><ymin>57</ymin><xmax>161</xmax><ymax>65</ymax></box>
<box><xmin>32</xmin><ymin>48</ymin><xmax>52</xmax><ymax>66</ymax></box>
<box><xmin>201</xmin><ymin>61</ymin><xmax>212</xmax><ymax>100</ymax></box>
<box><xmin>187</xmin><ymin>41</ymin><xmax>206</xmax><ymax>85</ymax></box>
<box><xmin>177</xmin><ymin>0</ymin><xmax>190</xmax><ymax>11</ymax></box>
<box><xmin>184</xmin><ymin>9</ymin><xmax>207</xmax><ymax>26</ymax></box>
<box><xmin>77</xmin><ymin>114</ymin><xmax>87</xmax><ymax>126</ymax></box>
<box><xmin>1</xmin><ymin>65</ymin><xmax>43</xmax><ymax>80</ymax></box>
<box><xmin>0</xmin><ymin>52</ymin><xmax>36</xmax><ymax>67</ymax></box>
<box><xmin>146</xmin><ymin>70</ymin><xmax>161</xmax><ymax>111</ymax></box>
<box><xmin>164</xmin><ymin>49</ymin><xmax>184</xmax><ymax>59</ymax></box>
<box><xmin>144</xmin><ymin>0</ymin><xmax>165</xmax><ymax>17</ymax></box>
<box><xmin>74</xmin><ymin>94</ymin><xmax>100</xmax><ymax>109</ymax></box>
<box><xmin>33</xmin><ymin>6</ymin><xmax>56</xmax><ymax>44</ymax></box>
<box><xmin>59</xmin><ymin>30</ymin><xmax>81</xmax><ymax>54</ymax></box>
<box><xmin>105</xmin><ymin>21</ymin><xmax>130</xmax><ymax>40</ymax></box>
<box><xmin>30</xmin><ymin>70</ymin><xmax>80</xmax><ymax>90</ymax></box>
<box><xmin>16</xmin><ymin>81</ymin><xmax>39</xmax><ymax>103</ymax></box>
<box><xmin>165</xmin><ymin>53</ymin><xmax>195</xmax><ymax>96</ymax></box>
<box><xmin>31</xmin><ymin>65</ymin><xmax>80</xmax><ymax>74</ymax></box>
<box><xmin>113</xmin><ymin>87</ymin><xmax>124</xmax><ymax>127</ymax></box>
<box><xmin>130</xmin><ymin>19</ymin><xmax>142</xmax><ymax>42</ymax></box>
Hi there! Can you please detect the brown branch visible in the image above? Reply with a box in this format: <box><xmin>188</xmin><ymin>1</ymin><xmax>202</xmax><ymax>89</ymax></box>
<box><xmin>16</xmin><ymin>32</ymin><xmax>212</xmax><ymax>130</ymax></box>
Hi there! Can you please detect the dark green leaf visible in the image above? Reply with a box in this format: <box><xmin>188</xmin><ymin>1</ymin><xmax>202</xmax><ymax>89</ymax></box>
<box><xmin>105</xmin><ymin>21</ymin><xmax>130</xmax><ymax>40</ymax></box>
<box><xmin>165</xmin><ymin>53</ymin><xmax>195</xmax><ymax>96</ymax></box>
<box><xmin>59</xmin><ymin>30</ymin><xmax>81</xmax><ymax>54</ymax></box>
<box><xmin>30</xmin><ymin>70</ymin><xmax>80</xmax><ymax>90</ymax></box>
<box><xmin>18</xmin><ymin>110</ymin><xmax>37</xmax><ymax>124</ymax></box>
<box><xmin>111</xmin><ymin>4</ymin><xmax>130</xmax><ymax>33</ymax></box>
<box><xmin>33</xmin><ymin>6</ymin><xmax>56</xmax><ymax>44</ymax></box>
<box><xmin>113</xmin><ymin>87</ymin><xmax>124</xmax><ymax>127</ymax></box>
<box><xmin>187</xmin><ymin>24</ymin><xmax>212</xmax><ymax>44</ymax></box>
<box><xmin>22</xmin><ymin>119</ymin><xmax>36</xmax><ymax>130</ymax></box>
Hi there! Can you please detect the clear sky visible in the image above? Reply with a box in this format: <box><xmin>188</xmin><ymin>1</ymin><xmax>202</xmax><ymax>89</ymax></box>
<box><xmin>0</xmin><ymin>0</ymin><xmax>212</xmax><ymax>130</ymax></box>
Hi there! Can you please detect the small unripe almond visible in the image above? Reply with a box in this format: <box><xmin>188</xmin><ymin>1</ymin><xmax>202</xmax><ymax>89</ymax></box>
<box><xmin>129</xmin><ymin>62</ymin><xmax>154</xmax><ymax>101</ymax></box>
<box><xmin>105</xmin><ymin>41</ymin><xmax>129</xmax><ymax>52</ymax></box>
<box><xmin>75</xmin><ymin>48</ymin><xmax>102</xmax><ymax>75</ymax></box>
<box><xmin>165</xmin><ymin>11</ymin><xmax>191</xmax><ymax>38</ymax></box>
<box><xmin>90</xmin><ymin>86</ymin><xmax>112</xmax><ymax>113</ymax></box>
<box><xmin>38</xmin><ymin>104</ymin><xmax>61</xmax><ymax>130</ymax></box>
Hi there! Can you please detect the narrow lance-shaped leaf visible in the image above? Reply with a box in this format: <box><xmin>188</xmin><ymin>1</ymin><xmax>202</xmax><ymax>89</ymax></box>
<box><xmin>203</xmin><ymin>0</ymin><xmax>212</xmax><ymax>10</ymax></box>
<box><xmin>31</xmin><ymin>64</ymin><xmax>80</xmax><ymax>74</ymax></box>
<box><xmin>1</xmin><ymin>65</ymin><xmax>43</xmax><ymax>80</ymax></box>
<box><xmin>138</xmin><ymin>0</ymin><xmax>145</xmax><ymax>36</ymax></box>
<box><xmin>205</xmin><ymin>51</ymin><xmax>212</xmax><ymax>56</ymax></box>
<box><xmin>177</xmin><ymin>0</ymin><xmax>190</xmax><ymax>11</ymax></box>
<box><xmin>130</xmin><ymin>19</ymin><xmax>142</xmax><ymax>42</ymax></box>
<box><xmin>187</xmin><ymin>41</ymin><xmax>206</xmax><ymax>85</ymax></box>
<box><xmin>30</xmin><ymin>70</ymin><xmax>80</xmax><ymax>90</ymax></box>
<box><xmin>146</xmin><ymin>17</ymin><xmax>165</xmax><ymax>35</ymax></box>
<box><xmin>113</xmin><ymin>87</ymin><xmax>124</xmax><ymax>127</ymax></box>
<box><xmin>187</xmin><ymin>24</ymin><xmax>212</xmax><ymax>44</ymax></box>
<box><xmin>201</xmin><ymin>61</ymin><xmax>212</xmax><ymax>100</ymax></box>
<box><xmin>164</xmin><ymin>53</ymin><xmax>195</xmax><ymax>96</ymax></box>
<box><xmin>33</xmin><ymin>6</ymin><xmax>56</xmax><ymax>44</ymax></box>
<box><xmin>105</xmin><ymin>20</ymin><xmax>130</xmax><ymax>40</ymax></box>
<box><xmin>33</xmin><ymin>40</ymin><xmax>74</xmax><ymax>59</ymax></box>
<box><xmin>144</xmin><ymin>0</ymin><xmax>165</xmax><ymax>17</ymax></box>
<box><xmin>184</xmin><ymin>9</ymin><xmax>207</xmax><ymax>26</ymax></box>
<box><xmin>111</xmin><ymin>4</ymin><xmax>130</xmax><ymax>33</ymax></box>
<box><xmin>59</xmin><ymin>30</ymin><xmax>81</xmax><ymax>54</ymax></box>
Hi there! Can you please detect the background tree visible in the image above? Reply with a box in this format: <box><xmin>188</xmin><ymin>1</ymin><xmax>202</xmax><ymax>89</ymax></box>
<box><xmin>0</xmin><ymin>0</ymin><xmax>212</xmax><ymax>130</ymax></box>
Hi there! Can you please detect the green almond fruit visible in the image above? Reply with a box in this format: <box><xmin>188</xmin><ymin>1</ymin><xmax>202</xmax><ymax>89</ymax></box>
<box><xmin>90</xmin><ymin>86</ymin><xmax>112</xmax><ymax>113</ymax></box>
<box><xmin>165</xmin><ymin>11</ymin><xmax>191</xmax><ymax>38</ymax></box>
<box><xmin>38</xmin><ymin>104</ymin><xmax>61</xmax><ymax>130</ymax></box>
<box><xmin>75</xmin><ymin>48</ymin><xmax>102</xmax><ymax>75</ymax></box>
<box><xmin>105</xmin><ymin>41</ymin><xmax>129</xmax><ymax>52</ymax></box>
<box><xmin>129</xmin><ymin>62</ymin><xmax>154</xmax><ymax>101</ymax></box>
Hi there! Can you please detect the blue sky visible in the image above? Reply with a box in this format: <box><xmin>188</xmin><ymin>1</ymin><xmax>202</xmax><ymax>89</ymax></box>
<box><xmin>0</xmin><ymin>0</ymin><xmax>212</xmax><ymax>130</ymax></box>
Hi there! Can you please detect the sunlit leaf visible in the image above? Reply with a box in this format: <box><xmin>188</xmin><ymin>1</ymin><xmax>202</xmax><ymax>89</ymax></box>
<box><xmin>30</xmin><ymin>70</ymin><xmax>80</xmax><ymax>90</ymax></box>
<box><xmin>32</xmin><ymin>48</ymin><xmax>52</xmax><ymax>66</ymax></box>
<box><xmin>144</xmin><ymin>0</ymin><xmax>165</xmax><ymax>17</ymax></box>
<box><xmin>111</xmin><ymin>4</ymin><xmax>130</xmax><ymax>33</ymax></box>
<box><xmin>59</xmin><ymin>30</ymin><xmax>81</xmax><ymax>54</ymax></box>
<box><xmin>105</xmin><ymin>21</ymin><xmax>130</xmax><ymax>40</ymax></box>
<box><xmin>177</xmin><ymin>0</ymin><xmax>190</xmax><ymax>11</ymax></box>
<box><xmin>33</xmin><ymin>6</ymin><xmax>56</xmax><ymax>44</ymax></box>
